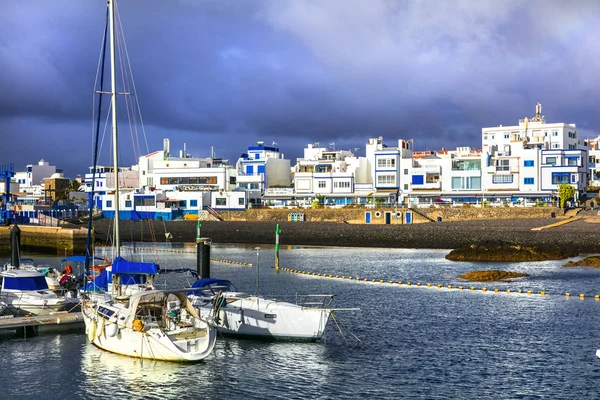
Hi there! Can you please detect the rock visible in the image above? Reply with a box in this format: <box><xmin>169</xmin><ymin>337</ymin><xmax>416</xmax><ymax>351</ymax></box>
<box><xmin>446</xmin><ymin>240</ymin><xmax>578</xmax><ymax>262</ymax></box>
<box><xmin>457</xmin><ymin>270</ymin><xmax>529</xmax><ymax>281</ymax></box>
<box><xmin>563</xmin><ymin>256</ymin><xmax>600</xmax><ymax>268</ymax></box>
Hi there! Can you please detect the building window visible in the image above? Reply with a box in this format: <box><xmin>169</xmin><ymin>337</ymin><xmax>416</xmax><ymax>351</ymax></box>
<box><xmin>106</xmin><ymin>200</ymin><xmax>113</xmax><ymax>208</ymax></box>
<box><xmin>238</xmin><ymin>198</ymin><xmax>245</xmax><ymax>206</ymax></box>
<box><xmin>216</xmin><ymin>198</ymin><xmax>226</xmax><ymax>206</ymax></box>
<box><xmin>552</xmin><ymin>131</ymin><xmax>558</xmax><ymax>136</ymax></box>
<box><xmin>412</xmin><ymin>175</ymin><xmax>424</xmax><ymax>185</ymax></box>
<box><xmin>258</xmin><ymin>165</ymin><xmax>265</xmax><ymax>173</ymax></box>
<box><xmin>318</xmin><ymin>181</ymin><xmax>326</xmax><ymax>188</ymax></box>
<box><xmin>452</xmin><ymin>160</ymin><xmax>481</xmax><ymax>171</ymax></box>
<box><xmin>551</xmin><ymin>172</ymin><xmax>570</xmax><ymax>184</ymax></box>
<box><xmin>125</xmin><ymin>200</ymin><xmax>132</xmax><ymax>207</ymax></box>
<box><xmin>552</xmin><ymin>143</ymin><xmax>560</xmax><ymax>149</ymax></box>
<box><xmin>377</xmin><ymin>158</ymin><xmax>396</xmax><ymax>168</ymax></box>
<box><xmin>483</xmin><ymin>135</ymin><xmax>488</xmax><ymax>140</ymax></box>
<box><xmin>404</xmin><ymin>184</ymin><xmax>408</xmax><ymax>190</ymax></box>
<box><xmin>504</xmin><ymin>134</ymin><xmax>509</xmax><ymax>139</ymax></box>
<box><xmin>404</xmin><ymin>169</ymin><xmax>408</xmax><ymax>175</ymax></box>
<box><xmin>524</xmin><ymin>160</ymin><xmax>534</xmax><ymax>167</ymax></box>
<box><xmin>545</xmin><ymin>157</ymin><xmax>556</xmax><ymax>165</ymax></box>
<box><xmin>524</xmin><ymin>177</ymin><xmax>534</xmax><ymax>185</ymax></box>
<box><xmin>333</xmin><ymin>181</ymin><xmax>350</xmax><ymax>188</ymax></box>
<box><xmin>181</xmin><ymin>200</ymin><xmax>187</xmax><ymax>207</ymax></box>
<box><xmin>190</xmin><ymin>200</ymin><xmax>198</xmax><ymax>207</ymax></box>
<box><xmin>377</xmin><ymin>175</ymin><xmax>395</xmax><ymax>185</ymax></box>
<box><xmin>492</xmin><ymin>175</ymin><xmax>514</xmax><ymax>184</ymax></box>
<box><xmin>496</xmin><ymin>159</ymin><xmax>510</xmax><ymax>172</ymax></box>
<box><xmin>567</xmin><ymin>157</ymin><xmax>579</xmax><ymax>166</ymax></box>
<box><xmin>246</xmin><ymin>165</ymin><xmax>254</xmax><ymax>174</ymax></box>
<box><xmin>451</xmin><ymin>176</ymin><xmax>481</xmax><ymax>189</ymax></box>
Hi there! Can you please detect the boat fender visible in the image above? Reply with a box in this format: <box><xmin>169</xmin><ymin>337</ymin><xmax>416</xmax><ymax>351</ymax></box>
<box><xmin>132</xmin><ymin>319</ymin><xmax>145</xmax><ymax>332</ymax></box>
<box><xmin>87</xmin><ymin>319</ymin><xmax>97</xmax><ymax>343</ymax></box>
<box><xmin>106</xmin><ymin>322</ymin><xmax>119</xmax><ymax>337</ymax></box>
<box><xmin>97</xmin><ymin>318</ymin><xmax>105</xmax><ymax>339</ymax></box>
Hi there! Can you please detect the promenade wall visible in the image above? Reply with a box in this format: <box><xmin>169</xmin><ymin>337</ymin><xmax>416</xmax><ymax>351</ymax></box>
<box><xmin>0</xmin><ymin>225</ymin><xmax>89</xmax><ymax>254</ymax></box>
<box><xmin>219</xmin><ymin>206</ymin><xmax>563</xmax><ymax>224</ymax></box>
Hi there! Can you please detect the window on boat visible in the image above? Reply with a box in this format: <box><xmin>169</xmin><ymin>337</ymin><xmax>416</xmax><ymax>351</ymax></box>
<box><xmin>3</xmin><ymin>276</ymin><xmax>49</xmax><ymax>291</ymax></box>
<box><xmin>98</xmin><ymin>306</ymin><xmax>116</xmax><ymax>319</ymax></box>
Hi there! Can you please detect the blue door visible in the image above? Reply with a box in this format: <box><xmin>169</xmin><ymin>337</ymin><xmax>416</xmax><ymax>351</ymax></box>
<box><xmin>365</xmin><ymin>212</ymin><xmax>371</xmax><ymax>224</ymax></box>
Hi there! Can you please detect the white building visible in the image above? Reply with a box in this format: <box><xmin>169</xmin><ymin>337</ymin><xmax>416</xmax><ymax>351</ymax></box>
<box><xmin>291</xmin><ymin>143</ymin><xmax>373</xmax><ymax>206</ymax></box>
<box><xmin>481</xmin><ymin>103</ymin><xmax>587</xmax><ymax>202</ymax></box>
<box><xmin>236</xmin><ymin>141</ymin><xmax>291</xmax><ymax>191</ymax></box>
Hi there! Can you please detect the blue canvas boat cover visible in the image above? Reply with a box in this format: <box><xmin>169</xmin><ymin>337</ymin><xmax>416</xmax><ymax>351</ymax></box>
<box><xmin>112</xmin><ymin>256</ymin><xmax>159</xmax><ymax>275</ymax></box>
<box><xmin>187</xmin><ymin>278</ymin><xmax>237</xmax><ymax>295</ymax></box>
<box><xmin>83</xmin><ymin>269</ymin><xmax>109</xmax><ymax>292</ymax></box>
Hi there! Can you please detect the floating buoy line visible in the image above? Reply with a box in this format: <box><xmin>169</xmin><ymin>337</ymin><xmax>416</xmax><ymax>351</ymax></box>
<box><xmin>120</xmin><ymin>247</ymin><xmax>595</xmax><ymax>300</ymax></box>
<box><xmin>121</xmin><ymin>246</ymin><xmax>252</xmax><ymax>267</ymax></box>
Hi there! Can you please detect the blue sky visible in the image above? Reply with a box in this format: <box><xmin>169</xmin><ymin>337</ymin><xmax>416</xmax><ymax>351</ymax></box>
<box><xmin>1</xmin><ymin>0</ymin><xmax>599</xmax><ymax>178</ymax></box>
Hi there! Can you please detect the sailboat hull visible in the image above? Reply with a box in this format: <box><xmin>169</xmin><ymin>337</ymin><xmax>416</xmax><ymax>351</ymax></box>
<box><xmin>82</xmin><ymin>307</ymin><xmax>217</xmax><ymax>362</ymax></box>
<box><xmin>197</xmin><ymin>297</ymin><xmax>331</xmax><ymax>341</ymax></box>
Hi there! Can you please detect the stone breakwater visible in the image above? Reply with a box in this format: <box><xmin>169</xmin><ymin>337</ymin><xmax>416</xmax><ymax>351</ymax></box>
<box><xmin>92</xmin><ymin>218</ymin><xmax>600</xmax><ymax>254</ymax></box>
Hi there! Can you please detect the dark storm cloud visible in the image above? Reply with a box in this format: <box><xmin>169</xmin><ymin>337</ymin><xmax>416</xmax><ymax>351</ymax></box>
<box><xmin>1</xmin><ymin>0</ymin><xmax>599</xmax><ymax>177</ymax></box>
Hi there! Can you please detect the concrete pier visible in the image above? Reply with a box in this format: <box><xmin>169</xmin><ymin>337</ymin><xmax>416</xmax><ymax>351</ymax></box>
<box><xmin>0</xmin><ymin>225</ymin><xmax>89</xmax><ymax>254</ymax></box>
<box><xmin>0</xmin><ymin>312</ymin><xmax>84</xmax><ymax>337</ymax></box>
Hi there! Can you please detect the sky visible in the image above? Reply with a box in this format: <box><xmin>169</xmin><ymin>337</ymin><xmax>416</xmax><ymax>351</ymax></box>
<box><xmin>1</xmin><ymin>0</ymin><xmax>600</xmax><ymax>178</ymax></box>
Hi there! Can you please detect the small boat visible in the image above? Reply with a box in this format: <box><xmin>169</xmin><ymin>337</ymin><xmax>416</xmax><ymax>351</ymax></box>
<box><xmin>188</xmin><ymin>278</ymin><xmax>334</xmax><ymax>341</ymax></box>
<box><xmin>82</xmin><ymin>289</ymin><xmax>217</xmax><ymax>361</ymax></box>
<box><xmin>0</xmin><ymin>268</ymin><xmax>80</xmax><ymax>316</ymax></box>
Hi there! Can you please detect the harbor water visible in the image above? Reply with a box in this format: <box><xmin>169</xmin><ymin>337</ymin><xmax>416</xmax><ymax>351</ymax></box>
<box><xmin>2</xmin><ymin>244</ymin><xmax>600</xmax><ymax>399</ymax></box>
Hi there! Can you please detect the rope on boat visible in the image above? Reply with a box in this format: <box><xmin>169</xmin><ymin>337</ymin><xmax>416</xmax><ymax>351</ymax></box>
<box><xmin>330</xmin><ymin>311</ymin><xmax>363</xmax><ymax>346</ymax></box>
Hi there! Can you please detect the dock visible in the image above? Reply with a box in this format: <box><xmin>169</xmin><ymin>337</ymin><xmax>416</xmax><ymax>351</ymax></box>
<box><xmin>0</xmin><ymin>312</ymin><xmax>84</xmax><ymax>337</ymax></box>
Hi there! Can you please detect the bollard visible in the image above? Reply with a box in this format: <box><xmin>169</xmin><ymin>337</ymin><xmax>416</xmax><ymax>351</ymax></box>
<box><xmin>196</xmin><ymin>237</ymin><xmax>212</xmax><ymax>279</ymax></box>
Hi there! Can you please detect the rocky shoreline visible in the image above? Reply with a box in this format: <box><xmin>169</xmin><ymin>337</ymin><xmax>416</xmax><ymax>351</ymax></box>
<box><xmin>92</xmin><ymin>217</ymin><xmax>600</xmax><ymax>254</ymax></box>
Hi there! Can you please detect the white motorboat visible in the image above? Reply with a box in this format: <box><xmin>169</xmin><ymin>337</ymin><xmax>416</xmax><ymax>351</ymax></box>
<box><xmin>0</xmin><ymin>268</ymin><xmax>80</xmax><ymax>316</ymax></box>
<box><xmin>82</xmin><ymin>289</ymin><xmax>217</xmax><ymax>361</ymax></box>
<box><xmin>188</xmin><ymin>278</ymin><xmax>334</xmax><ymax>341</ymax></box>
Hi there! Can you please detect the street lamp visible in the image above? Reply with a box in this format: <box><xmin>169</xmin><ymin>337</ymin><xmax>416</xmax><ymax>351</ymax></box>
<box><xmin>255</xmin><ymin>247</ymin><xmax>260</xmax><ymax>308</ymax></box>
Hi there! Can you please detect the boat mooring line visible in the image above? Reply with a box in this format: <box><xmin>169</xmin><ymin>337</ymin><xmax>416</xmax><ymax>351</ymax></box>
<box><xmin>121</xmin><ymin>247</ymin><xmax>253</xmax><ymax>267</ymax></box>
<box><xmin>277</xmin><ymin>267</ymin><xmax>600</xmax><ymax>300</ymax></box>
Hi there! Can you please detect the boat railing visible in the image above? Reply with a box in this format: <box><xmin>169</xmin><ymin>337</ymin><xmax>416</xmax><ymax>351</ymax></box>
<box><xmin>293</xmin><ymin>294</ymin><xmax>335</xmax><ymax>309</ymax></box>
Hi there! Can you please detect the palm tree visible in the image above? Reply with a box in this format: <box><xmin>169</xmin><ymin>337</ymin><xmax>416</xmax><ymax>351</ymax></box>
<box><xmin>69</xmin><ymin>179</ymin><xmax>81</xmax><ymax>191</ymax></box>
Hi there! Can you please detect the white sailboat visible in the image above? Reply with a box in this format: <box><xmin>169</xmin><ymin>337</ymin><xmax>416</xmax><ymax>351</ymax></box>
<box><xmin>188</xmin><ymin>278</ymin><xmax>334</xmax><ymax>341</ymax></box>
<box><xmin>82</xmin><ymin>0</ymin><xmax>216</xmax><ymax>361</ymax></box>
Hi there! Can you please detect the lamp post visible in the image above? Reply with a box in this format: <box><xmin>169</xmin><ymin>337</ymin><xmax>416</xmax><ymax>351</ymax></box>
<box><xmin>255</xmin><ymin>247</ymin><xmax>260</xmax><ymax>308</ymax></box>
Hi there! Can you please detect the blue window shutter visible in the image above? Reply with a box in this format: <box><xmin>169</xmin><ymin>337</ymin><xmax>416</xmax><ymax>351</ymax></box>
<box><xmin>411</xmin><ymin>175</ymin><xmax>424</xmax><ymax>185</ymax></box>
<box><xmin>258</xmin><ymin>165</ymin><xmax>265</xmax><ymax>173</ymax></box>
<box><xmin>246</xmin><ymin>165</ymin><xmax>253</xmax><ymax>174</ymax></box>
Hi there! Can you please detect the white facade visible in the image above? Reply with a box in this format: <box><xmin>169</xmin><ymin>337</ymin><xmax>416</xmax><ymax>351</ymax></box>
<box><xmin>293</xmin><ymin>144</ymin><xmax>360</xmax><ymax>198</ymax></box>
<box><xmin>138</xmin><ymin>150</ymin><xmax>237</xmax><ymax>193</ymax></box>
<box><xmin>236</xmin><ymin>142</ymin><xmax>291</xmax><ymax>191</ymax></box>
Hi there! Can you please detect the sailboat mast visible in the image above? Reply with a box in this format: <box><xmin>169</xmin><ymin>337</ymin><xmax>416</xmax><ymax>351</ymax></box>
<box><xmin>108</xmin><ymin>0</ymin><xmax>120</xmax><ymax>256</ymax></box>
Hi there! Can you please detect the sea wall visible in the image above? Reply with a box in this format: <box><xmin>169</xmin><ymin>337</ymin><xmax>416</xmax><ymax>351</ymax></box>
<box><xmin>218</xmin><ymin>206</ymin><xmax>563</xmax><ymax>224</ymax></box>
<box><xmin>0</xmin><ymin>225</ymin><xmax>89</xmax><ymax>254</ymax></box>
